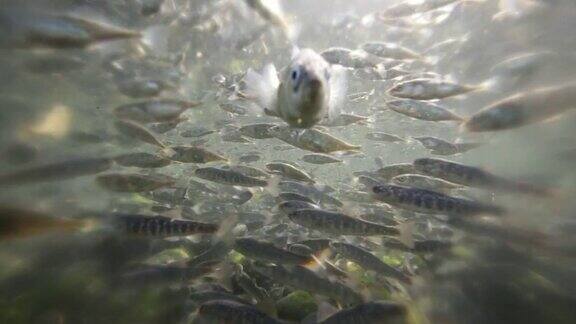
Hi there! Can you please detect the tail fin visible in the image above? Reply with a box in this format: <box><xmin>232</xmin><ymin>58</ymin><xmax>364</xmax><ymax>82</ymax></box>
<box><xmin>244</xmin><ymin>64</ymin><xmax>280</xmax><ymax>115</ymax></box>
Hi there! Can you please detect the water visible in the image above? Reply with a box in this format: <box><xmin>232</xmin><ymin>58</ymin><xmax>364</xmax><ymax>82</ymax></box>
<box><xmin>1</xmin><ymin>0</ymin><xmax>576</xmax><ymax>323</ymax></box>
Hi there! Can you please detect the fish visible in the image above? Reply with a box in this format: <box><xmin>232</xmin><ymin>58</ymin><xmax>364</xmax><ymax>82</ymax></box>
<box><xmin>179</xmin><ymin>127</ymin><xmax>215</xmax><ymax>138</ymax></box>
<box><xmin>301</xmin><ymin>153</ymin><xmax>343</xmax><ymax>164</ymax></box>
<box><xmin>114</xmin><ymin>120</ymin><xmax>166</xmax><ymax>148</ymax></box>
<box><xmin>383</xmin><ymin>239</ymin><xmax>453</xmax><ymax>254</ymax></box>
<box><xmin>245</xmin><ymin>48</ymin><xmax>346</xmax><ymax>128</ymax></box>
<box><xmin>239</xmin><ymin>153</ymin><xmax>261</xmax><ymax>163</ymax></box>
<box><xmin>234</xmin><ymin>238</ymin><xmax>313</xmax><ymax>265</ymax></box>
<box><xmin>168</xmin><ymin>146</ymin><xmax>227</xmax><ymax>163</ymax></box>
<box><xmin>413</xmin><ymin>158</ymin><xmax>557</xmax><ymax>197</ymax></box>
<box><xmin>113</xmin><ymin>99</ymin><xmax>201</xmax><ymax>123</ymax></box>
<box><xmin>189</xmin><ymin>291</ymin><xmax>252</xmax><ymax>306</ymax></box>
<box><xmin>0</xmin><ymin>10</ymin><xmax>141</xmax><ymax>49</ymax></box>
<box><xmin>365</xmin><ymin>132</ymin><xmax>404</xmax><ymax>143</ymax></box>
<box><xmin>287</xmin><ymin>209</ymin><xmax>403</xmax><ymax>237</ymax></box>
<box><xmin>116</xmin><ymin>214</ymin><xmax>218</xmax><ymax>237</ymax></box>
<box><xmin>386</xmin><ymin>100</ymin><xmax>463</xmax><ymax>122</ymax></box>
<box><xmin>223</xmin><ymin>165</ymin><xmax>271</xmax><ymax>179</ymax></box>
<box><xmin>320</xmin><ymin>113</ymin><xmax>369</xmax><ymax>127</ymax></box>
<box><xmin>239</xmin><ymin>123</ymin><xmax>277</xmax><ymax>139</ymax></box>
<box><xmin>243</xmin><ymin>0</ymin><xmax>292</xmax><ymax>39</ymax></box>
<box><xmin>269</xmin><ymin>126</ymin><xmax>360</xmax><ymax>153</ymax></box>
<box><xmin>375</xmin><ymin>163</ymin><xmax>415</xmax><ymax>180</ymax></box>
<box><xmin>330</xmin><ymin>242</ymin><xmax>411</xmax><ymax>284</ymax></box>
<box><xmin>252</xmin><ymin>263</ymin><xmax>363</xmax><ymax>305</ymax></box>
<box><xmin>321</xmin><ymin>47</ymin><xmax>384</xmax><ymax>69</ymax></box>
<box><xmin>194</xmin><ymin>167</ymin><xmax>271</xmax><ymax>187</ymax></box>
<box><xmin>113</xmin><ymin>152</ymin><xmax>172</xmax><ymax>168</ymax></box>
<box><xmin>414</xmin><ymin>137</ymin><xmax>483</xmax><ymax>155</ymax></box>
<box><xmin>148</xmin><ymin>117</ymin><xmax>188</xmax><ymax>134</ymax></box>
<box><xmin>0</xmin><ymin>157</ymin><xmax>113</xmax><ymax>186</ymax></box>
<box><xmin>122</xmin><ymin>262</ymin><xmax>215</xmax><ymax>287</ymax></box>
<box><xmin>392</xmin><ymin>174</ymin><xmax>462</xmax><ymax>192</ymax></box>
<box><xmin>372</xmin><ymin>184</ymin><xmax>505</xmax><ymax>217</ymax></box>
<box><xmin>276</xmin><ymin>192</ymin><xmax>317</xmax><ymax>204</ymax></box>
<box><xmin>96</xmin><ymin>173</ymin><xmax>175</xmax><ymax>192</ymax></box>
<box><xmin>194</xmin><ymin>299</ymin><xmax>280</xmax><ymax>324</ymax></box>
<box><xmin>379</xmin><ymin>0</ymin><xmax>461</xmax><ymax>18</ymax></box>
<box><xmin>361</xmin><ymin>41</ymin><xmax>421</xmax><ymax>60</ymax></box>
<box><xmin>463</xmin><ymin>83</ymin><xmax>576</xmax><ymax>132</ymax></box>
<box><xmin>388</xmin><ymin>79</ymin><xmax>479</xmax><ymax>100</ymax></box>
<box><xmin>0</xmin><ymin>206</ymin><xmax>90</xmax><ymax>240</ymax></box>
<box><xmin>319</xmin><ymin>301</ymin><xmax>406</xmax><ymax>324</ymax></box>
<box><xmin>265</xmin><ymin>162</ymin><xmax>315</xmax><ymax>183</ymax></box>
<box><xmin>355</xmin><ymin>175</ymin><xmax>385</xmax><ymax>191</ymax></box>
<box><xmin>289</xmin><ymin>239</ymin><xmax>332</xmax><ymax>254</ymax></box>
<box><xmin>23</xmin><ymin>53</ymin><xmax>86</xmax><ymax>74</ymax></box>
<box><xmin>116</xmin><ymin>79</ymin><xmax>164</xmax><ymax>98</ymax></box>
<box><xmin>277</xmin><ymin>200</ymin><xmax>320</xmax><ymax>215</ymax></box>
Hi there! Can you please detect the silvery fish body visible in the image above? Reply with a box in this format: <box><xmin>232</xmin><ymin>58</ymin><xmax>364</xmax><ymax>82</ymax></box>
<box><xmin>245</xmin><ymin>48</ymin><xmax>346</xmax><ymax>128</ymax></box>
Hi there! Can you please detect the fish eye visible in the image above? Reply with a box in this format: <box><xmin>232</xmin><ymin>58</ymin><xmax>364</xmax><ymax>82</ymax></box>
<box><xmin>291</xmin><ymin>69</ymin><xmax>299</xmax><ymax>81</ymax></box>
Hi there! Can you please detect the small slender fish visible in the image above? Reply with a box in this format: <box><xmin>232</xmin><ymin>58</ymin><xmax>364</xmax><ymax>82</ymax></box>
<box><xmin>234</xmin><ymin>238</ymin><xmax>313</xmax><ymax>265</ymax></box>
<box><xmin>330</xmin><ymin>242</ymin><xmax>411</xmax><ymax>284</ymax></box>
<box><xmin>114</xmin><ymin>120</ymin><xmax>166</xmax><ymax>148</ymax></box>
<box><xmin>287</xmin><ymin>209</ymin><xmax>401</xmax><ymax>237</ymax></box>
<box><xmin>0</xmin><ymin>157</ymin><xmax>112</xmax><ymax>186</ymax></box>
<box><xmin>277</xmin><ymin>192</ymin><xmax>317</xmax><ymax>204</ymax></box>
<box><xmin>113</xmin><ymin>99</ymin><xmax>201</xmax><ymax>123</ymax></box>
<box><xmin>239</xmin><ymin>123</ymin><xmax>277</xmax><ymax>139</ymax></box>
<box><xmin>122</xmin><ymin>262</ymin><xmax>215</xmax><ymax>287</ymax></box>
<box><xmin>113</xmin><ymin>152</ymin><xmax>172</xmax><ymax>168</ymax></box>
<box><xmin>235</xmin><ymin>265</ymin><xmax>274</xmax><ymax>307</ymax></box>
<box><xmin>194</xmin><ymin>167</ymin><xmax>270</xmax><ymax>187</ymax></box>
<box><xmin>277</xmin><ymin>200</ymin><xmax>320</xmax><ymax>215</ymax></box>
<box><xmin>320</xmin><ymin>113</ymin><xmax>369</xmax><ymax>127</ymax></box>
<box><xmin>96</xmin><ymin>173</ymin><xmax>175</xmax><ymax>192</ymax></box>
<box><xmin>169</xmin><ymin>146</ymin><xmax>227</xmax><ymax>163</ymax></box>
<box><xmin>361</xmin><ymin>41</ymin><xmax>421</xmax><ymax>60</ymax></box>
<box><xmin>117</xmin><ymin>79</ymin><xmax>164</xmax><ymax>98</ymax></box>
<box><xmin>388</xmin><ymin>79</ymin><xmax>478</xmax><ymax>100</ymax></box>
<box><xmin>414</xmin><ymin>158</ymin><xmax>556</xmax><ymax>197</ymax></box>
<box><xmin>0</xmin><ymin>206</ymin><xmax>90</xmax><ymax>240</ymax></box>
<box><xmin>379</xmin><ymin>0</ymin><xmax>461</xmax><ymax>18</ymax></box>
<box><xmin>223</xmin><ymin>165</ymin><xmax>270</xmax><ymax>179</ymax></box>
<box><xmin>149</xmin><ymin>117</ymin><xmax>188</xmax><ymax>134</ymax></box>
<box><xmin>321</xmin><ymin>47</ymin><xmax>384</xmax><ymax>69</ymax></box>
<box><xmin>289</xmin><ymin>239</ymin><xmax>332</xmax><ymax>254</ymax></box>
<box><xmin>266</xmin><ymin>162</ymin><xmax>315</xmax><ymax>183</ymax></box>
<box><xmin>301</xmin><ymin>153</ymin><xmax>342</xmax><ymax>164</ymax></box>
<box><xmin>365</xmin><ymin>132</ymin><xmax>404</xmax><ymax>143</ymax></box>
<box><xmin>253</xmin><ymin>263</ymin><xmax>363</xmax><ymax>305</ymax></box>
<box><xmin>269</xmin><ymin>126</ymin><xmax>360</xmax><ymax>153</ymax></box>
<box><xmin>375</xmin><ymin>163</ymin><xmax>415</xmax><ymax>180</ymax></box>
<box><xmin>189</xmin><ymin>291</ymin><xmax>252</xmax><ymax>306</ymax></box>
<box><xmin>372</xmin><ymin>184</ymin><xmax>505</xmax><ymax>217</ymax></box>
<box><xmin>245</xmin><ymin>48</ymin><xmax>346</xmax><ymax>128</ymax></box>
<box><xmin>0</xmin><ymin>10</ymin><xmax>141</xmax><ymax>49</ymax></box>
<box><xmin>392</xmin><ymin>174</ymin><xmax>462</xmax><ymax>193</ymax></box>
<box><xmin>387</xmin><ymin>100</ymin><xmax>463</xmax><ymax>122</ymax></box>
<box><xmin>116</xmin><ymin>214</ymin><xmax>218</xmax><ymax>237</ymax></box>
<box><xmin>319</xmin><ymin>301</ymin><xmax>407</xmax><ymax>324</ymax></box>
<box><xmin>464</xmin><ymin>83</ymin><xmax>576</xmax><ymax>132</ymax></box>
<box><xmin>414</xmin><ymin>137</ymin><xmax>483</xmax><ymax>156</ymax></box>
<box><xmin>195</xmin><ymin>299</ymin><xmax>281</xmax><ymax>324</ymax></box>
